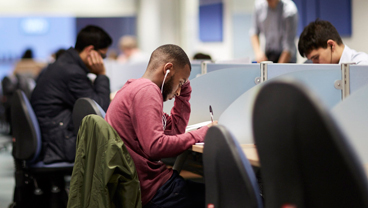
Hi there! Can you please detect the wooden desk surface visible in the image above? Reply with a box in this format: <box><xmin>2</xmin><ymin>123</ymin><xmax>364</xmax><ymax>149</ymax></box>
<box><xmin>192</xmin><ymin>144</ymin><xmax>260</xmax><ymax>167</ymax></box>
<box><xmin>193</xmin><ymin>144</ymin><xmax>368</xmax><ymax>174</ymax></box>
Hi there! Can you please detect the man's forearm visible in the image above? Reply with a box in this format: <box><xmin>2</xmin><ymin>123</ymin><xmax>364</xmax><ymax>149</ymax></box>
<box><xmin>251</xmin><ymin>35</ymin><xmax>262</xmax><ymax>54</ymax></box>
<box><xmin>278</xmin><ymin>51</ymin><xmax>291</xmax><ymax>63</ymax></box>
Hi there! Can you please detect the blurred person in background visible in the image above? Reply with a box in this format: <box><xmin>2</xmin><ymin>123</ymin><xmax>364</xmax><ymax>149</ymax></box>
<box><xmin>250</xmin><ymin>0</ymin><xmax>298</xmax><ymax>63</ymax></box>
<box><xmin>31</xmin><ymin>25</ymin><xmax>111</xmax><ymax>164</ymax></box>
<box><xmin>193</xmin><ymin>52</ymin><xmax>212</xmax><ymax>61</ymax></box>
<box><xmin>298</xmin><ymin>19</ymin><xmax>368</xmax><ymax>65</ymax></box>
<box><xmin>117</xmin><ymin>35</ymin><xmax>149</xmax><ymax>64</ymax></box>
<box><xmin>13</xmin><ymin>48</ymin><xmax>46</xmax><ymax>78</ymax></box>
<box><xmin>36</xmin><ymin>48</ymin><xmax>66</xmax><ymax>83</ymax></box>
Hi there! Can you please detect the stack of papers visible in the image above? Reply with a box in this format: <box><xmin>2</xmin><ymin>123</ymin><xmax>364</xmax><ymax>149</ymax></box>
<box><xmin>185</xmin><ymin>121</ymin><xmax>212</xmax><ymax>132</ymax></box>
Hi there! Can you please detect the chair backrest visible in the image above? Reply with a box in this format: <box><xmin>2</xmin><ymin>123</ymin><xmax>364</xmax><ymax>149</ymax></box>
<box><xmin>252</xmin><ymin>78</ymin><xmax>368</xmax><ymax>208</ymax></box>
<box><xmin>203</xmin><ymin>125</ymin><xmax>263</xmax><ymax>208</ymax></box>
<box><xmin>11</xmin><ymin>89</ymin><xmax>42</xmax><ymax>163</ymax></box>
<box><xmin>68</xmin><ymin>115</ymin><xmax>141</xmax><ymax>208</ymax></box>
<box><xmin>72</xmin><ymin>98</ymin><xmax>106</xmax><ymax>134</ymax></box>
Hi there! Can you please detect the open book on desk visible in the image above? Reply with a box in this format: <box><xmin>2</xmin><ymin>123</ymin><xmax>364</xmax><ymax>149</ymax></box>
<box><xmin>185</xmin><ymin>121</ymin><xmax>211</xmax><ymax>132</ymax></box>
<box><xmin>185</xmin><ymin>121</ymin><xmax>212</xmax><ymax>146</ymax></box>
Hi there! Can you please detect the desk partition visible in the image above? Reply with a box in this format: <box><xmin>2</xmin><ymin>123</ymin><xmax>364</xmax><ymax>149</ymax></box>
<box><xmin>218</xmin><ymin>84</ymin><xmax>263</xmax><ymax>144</ymax></box>
<box><xmin>163</xmin><ymin>66</ymin><xmax>260</xmax><ymax>125</ymax></box>
<box><xmin>332</xmin><ymin>83</ymin><xmax>368</xmax><ymax>165</ymax></box>
<box><xmin>348</xmin><ymin>65</ymin><xmax>368</xmax><ymax>95</ymax></box>
<box><xmin>263</xmin><ymin>63</ymin><xmax>340</xmax><ymax>81</ymax></box>
<box><xmin>189</xmin><ymin>63</ymin><xmax>202</xmax><ymax>80</ymax></box>
<box><xmin>263</xmin><ymin>63</ymin><xmax>342</xmax><ymax>109</ymax></box>
<box><xmin>204</xmin><ymin>63</ymin><xmax>257</xmax><ymax>74</ymax></box>
<box><xmin>105</xmin><ymin>61</ymin><xmax>148</xmax><ymax>92</ymax></box>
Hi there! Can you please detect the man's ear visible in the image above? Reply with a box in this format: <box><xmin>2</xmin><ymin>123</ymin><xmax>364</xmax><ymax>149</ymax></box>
<box><xmin>327</xmin><ymin>39</ymin><xmax>335</xmax><ymax>51</ymax></box>
<box><xmin>163</xmin><ymin>62</ymin><xmax>173</xmax><ymax>75</ymax></box>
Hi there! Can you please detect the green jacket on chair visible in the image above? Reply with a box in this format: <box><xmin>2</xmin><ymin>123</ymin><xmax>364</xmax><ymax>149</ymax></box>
<box><xmin>67</xmin><ymin>115</ymin><xmax>142</xmax><ymax>208</ymax></box>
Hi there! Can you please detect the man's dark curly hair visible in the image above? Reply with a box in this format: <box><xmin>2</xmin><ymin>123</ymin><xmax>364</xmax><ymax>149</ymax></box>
<box><xmin>75</xmin><ymin>25</ymin><xmax>112</xmax><ymax>52</ymax></box>
<box><xmin>298</xmin><ymin>19</ymin><xmax>343</xmax><ymax>57</ymax></box>
<box><xmin>148</xmin><ymin>44</ymin><xmax>191</xmax><ymax>72</ymax></box>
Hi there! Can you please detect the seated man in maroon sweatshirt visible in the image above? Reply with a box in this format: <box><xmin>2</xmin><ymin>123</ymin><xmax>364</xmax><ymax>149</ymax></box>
<box><xmin>105</xmin><ymin>44</ymin><xmax>216</xmax><ymax>208</ymax></box>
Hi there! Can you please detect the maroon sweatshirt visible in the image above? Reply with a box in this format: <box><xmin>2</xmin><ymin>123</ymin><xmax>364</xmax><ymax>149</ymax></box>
<box><xmin>105</xmin><ymin>78</ymin><xmax>208</xmax><ymax>205</ymax></box>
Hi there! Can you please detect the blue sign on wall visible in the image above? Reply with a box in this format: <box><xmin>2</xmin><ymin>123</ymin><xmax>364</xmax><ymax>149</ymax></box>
<box><xmin>199</xmin><ymin>2</ymin><xmax>223</xmax><ymax>42</ymax></box>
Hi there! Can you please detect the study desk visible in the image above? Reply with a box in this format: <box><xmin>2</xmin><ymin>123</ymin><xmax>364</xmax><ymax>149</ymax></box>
<box><xmin>192</xmin><ymin>144</ymin><xmax>260</xmax><ymax>167</ymax></box>
<box><xmin>171</xmin><ymin>144</ymin><xmax>259</xmax><ymax>174</ymax></box>
<box><xmin>191</xmin><ymin>144</ymin><xmax>368</xmax><ymax>176</ymax></box>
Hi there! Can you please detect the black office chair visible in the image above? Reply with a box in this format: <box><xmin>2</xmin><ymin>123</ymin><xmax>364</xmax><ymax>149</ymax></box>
<box><xmin>203</xmin><ymin>125</ymin><xmax>263</xmax><ymax>208</ymax></box>
<box><xmin>11</xmin><ymin>90</ymin><xmax>73</xmax><ymax>208</ymax></box>
<box><xmin>2</xmin><ymin>74</ymin><xmax>35</xmax><ymax>136</ymax></box>
<box><xmin>252</xmin><ymin>79</ymin><xmax>368</xmax><ymax>208</ymax></box>
<box><xmin>72</xmin><ymin>97</ymin><xmax>106</xmax><ymax>134</ymax></box>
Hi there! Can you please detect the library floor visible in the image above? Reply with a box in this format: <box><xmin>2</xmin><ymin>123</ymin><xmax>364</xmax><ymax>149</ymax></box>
<box><xmin>0</xmin><ymin>134</ymin><xmax>13</xmax><ymax>208</ymax></box>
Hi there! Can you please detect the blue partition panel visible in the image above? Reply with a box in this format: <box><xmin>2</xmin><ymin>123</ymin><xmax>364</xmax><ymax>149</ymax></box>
<box><xmin>206</xmin><ymin>63</ymin><xmax>254</xmax><ymax>73</ymax></box>
<box><xmin>163</xmin><ymin>66</ymin><xmax>260</xmax><ymax>125</ymax></box>
<box><xmin>332</xmin><ymin>83</ymin><xmax>368</xmax><ymax>164</ymax></box>
<box><xmin>349</xmin><ymin>65</ymin><xmax>368</xmax><ymax>95</ymax></box>
<box><xmin>189</xmin><ymin>64</ymin><xmax>202</xmax><ymax>80</ymax></box>
<box><xmin>105</xmin><ymin>61</ymin><xmax>148</xmax><ymax>92</ymax></box>
<box><xmin>273</xmin><ymin>69</ymin><xmax>341</xmax><ymax>109</ymax></box>
<box><xmin>219</xmin><ymin>84</ymin><xmax>263</xmax><ymax>144</ymax></box>
<box><xmin>267</xmin><ymin>64</ymin><xmax>340</xmax><ymax>80</ymax></box>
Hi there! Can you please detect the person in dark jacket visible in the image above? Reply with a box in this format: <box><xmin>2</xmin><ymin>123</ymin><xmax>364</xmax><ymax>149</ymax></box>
<box><xmin>31</xmin><ymin>25</ymin><xmax>112</xmax><ymax>164</ymax></box>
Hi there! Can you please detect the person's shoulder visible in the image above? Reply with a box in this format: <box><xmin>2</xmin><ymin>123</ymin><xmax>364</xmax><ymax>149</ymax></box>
<box><xmin>281</xmin><ymin>0</ymin><xmax>298</xmax><ymax>16</ymax></box>
<box><xmin>53</xmin><ymin>59</ymin><xmax>85</xmax><ymax>76</ymax></box>
<box><xmin>125</xmin><ymin>78</ymin><xmax>159</xmax><ymax>94</ymax></box>
<box><xmin>115</xmin><ymin>78</ymin><xmax>161</xmax><ymax>101</ymax></box>
<box><xmin>254</xmin><ymin>0</ymin><xmax>267</xmax><ymax>10</ymax></box>
<box><xmin>353</xmin><ymin>51</ymin><xmax>368</xmax><ymax>65</ymax></box>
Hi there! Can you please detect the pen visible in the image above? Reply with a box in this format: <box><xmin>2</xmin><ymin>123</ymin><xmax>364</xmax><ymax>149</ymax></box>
<box><xmin>209</xmin><ymin>105</ymin><xmax>214</xmax><ymax>123</ymax></box>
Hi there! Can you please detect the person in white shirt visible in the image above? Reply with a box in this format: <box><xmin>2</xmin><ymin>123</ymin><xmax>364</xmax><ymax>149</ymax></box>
<box><xmin>116</xmin><ymin>35</ymin><xmax>149</xmax><ymax>64</ymax></box>
<box><xmin>250</xmin><ymin>0</ymin><xmax>299</xmax><ymax>63</ymax></box>
<box><xmin>298</xmin><ymin>19</ymin><xmax>368</xmax><ymax>65</ymax></box>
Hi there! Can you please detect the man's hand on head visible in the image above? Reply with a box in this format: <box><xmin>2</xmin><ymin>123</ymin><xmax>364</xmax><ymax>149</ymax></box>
<box><xmin>87</xmin><ymin>50</ymin><xmax>106</xmax><ymax>75</ymax></box>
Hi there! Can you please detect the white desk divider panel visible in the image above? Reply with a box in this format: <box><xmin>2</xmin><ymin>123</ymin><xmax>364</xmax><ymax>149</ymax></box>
<box><xmin>346</xmin><ymin>64</ymin><xmax>368</xmax><ymax>96</ymax></box>
<box><xmin>189</xmin><ymin>63</ymin><xmax>202</xmax><ymax>80</ymax></box>
<box><xmin>203</xmin><ymin>63</ymin><xmax>258</xmax><ymax>74</ymax></box>
<box><xmin>262</xmin><ymin>63</ymin><xmax>342</xmax><ymax>109</ymax></box>
<box><xmin>163</xmin><ymin>66</ymin><xmax>261</xmax><ymax>125</ymax></box>
<box><xmin>261</xmin><ymin>63</ymin><xmax>341</xmax><ymax>82</ymax></box>
<box><xmin>331</xmin><ymin>83</ymin><xmax>368</xmax><ymax>165</ymax></box>
<box><xmin>215</xmin><ymin>57</ymin><xmax>251</xmax><ymax>64</ymax></box>
<box><xmin>275</xmin><ymin>70</ymin><xmax>342</xmax><ymax>108</ymax></box>
<box><xmin>105</xmin><ymin>61</ymin><xmax>148</xmax><ymax>92</ymax></box>
<box><xmin>218</xmin><ymin>84</ymin><xmax>263</xmax><ymax>144</ymax></box>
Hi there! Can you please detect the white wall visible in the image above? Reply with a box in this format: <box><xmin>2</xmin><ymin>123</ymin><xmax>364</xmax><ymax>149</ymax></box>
<box><xmin>342</xmin><ymin>0</ymin><xmax>368</xmax><ymax>54</ymax></box>
<box><xmin>0</xmin><ymin>0</ymin><xmax>136</xmax><ymax>17</ymax></box>
<box><xmin>1</xmin><ymin>0</ymin><xmax>367</xmax><ymax>60</ymax></box>
<box><xmin>180</xmin><ymin>0</ymin><xmax>233</xmax><ymax>61</ymax></box>
<box><xmin>180</xmin><ymin>0</ymin><xmax>255</xmax><ymax>61</ymax></box>
<box><xmin>137</xmin><ymin>0</ymin><xmax>182</xmax><ymax>54</ymax></box>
